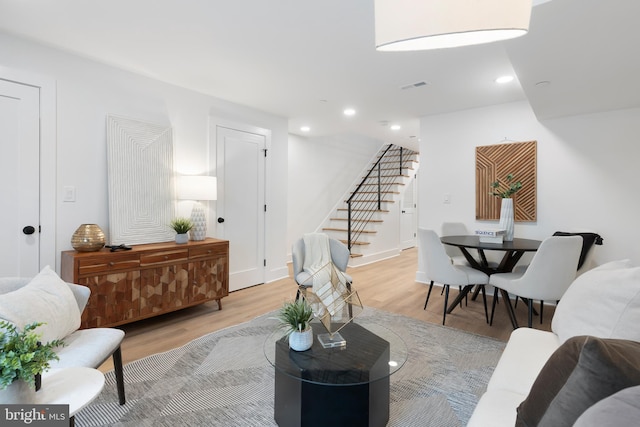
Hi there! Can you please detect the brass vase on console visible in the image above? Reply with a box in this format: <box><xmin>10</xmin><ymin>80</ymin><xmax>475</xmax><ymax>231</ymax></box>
<box><xmin>71</xmin><ymin>224</ymin><xmax>106</xmax><ymax>252</ymax></box>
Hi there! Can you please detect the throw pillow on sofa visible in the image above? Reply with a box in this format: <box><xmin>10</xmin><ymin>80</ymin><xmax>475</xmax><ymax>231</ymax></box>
<box><xmin>551</xmin><ymin>259</ymin><xmax>640</xmax><ymax>343</ymax></box>
<box><xmin>515</xmin><ymin>336</ymin><xmax>640</xmax><ymax>427</ymax></box>
<box><xmin>573</xmin><ymin>385</ymin><xmax>640</xmax><ymax>426</ymax></box>
<box><xmin>0</xmin><ymin>266</ymin><xmax>81</xmax><ymax>343</ymax></box>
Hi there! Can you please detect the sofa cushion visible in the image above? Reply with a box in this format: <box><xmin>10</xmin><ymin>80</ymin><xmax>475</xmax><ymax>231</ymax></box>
<box><xmin>0</xmin><ymin>266</ymin><xmax>81</xmax><ymax>343</ymax></box>
<box><xmin>552</xmin><ymin>259</ymin><xmax>640</xmax><ymax>344</ymax></box>
<box><xmin>515</xmin><ymin>336</ymin><xmax>640</xmax><ymax>427</ymax></box>
<box><xmin>573</xmin><ymin>385</ymin><xmax>640</xmax><ymax>427</ymax></box>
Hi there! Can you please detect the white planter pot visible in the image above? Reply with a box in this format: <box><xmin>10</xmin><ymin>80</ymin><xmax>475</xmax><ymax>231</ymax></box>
<box><xmin>289</xmin><ymin>328</ymin><xmax>313</xmax><ymax>351</ymax></box>
<box><xmin>499</xmin><ymin>198</ymin><xmax>515</xmax><ymax>241</ymax></box>
<box><xmin>0</xmin><ymin>380</ymin><xmax>37</xmax><ymax>404</ymax></box>
<box><xmin>175</xmin><ymin>233</ymin><xmax>189</xmax><ymax>244</ymax></box>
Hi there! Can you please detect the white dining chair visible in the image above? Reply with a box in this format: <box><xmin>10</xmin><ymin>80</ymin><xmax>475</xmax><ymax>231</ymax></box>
<box><xmin>489</xmin><ymin>235</ymin><xmax>582</xmax><ymax>328</ymax></box>
<box><xmin>441</xmin><ymin>222</ymin><xmax>470</xmax><ymax>266</ymax></box>
<box><xmin>419</xmin><ymin>228</ymin><xmax>490</xmax><ymax>325</ymax></box>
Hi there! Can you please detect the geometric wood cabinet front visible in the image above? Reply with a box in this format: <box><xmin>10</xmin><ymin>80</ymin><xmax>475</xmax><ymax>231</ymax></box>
<box><xmin>61</xmin><ymin>238</ymin><xmax>229</xmax><ymax>329</ymax></box>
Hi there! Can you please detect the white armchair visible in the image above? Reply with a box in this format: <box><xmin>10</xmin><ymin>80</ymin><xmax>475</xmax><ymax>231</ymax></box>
<box><xmin>0</xmin><ymin>267</ymin><xmax>125</xmax><ymax>404</ymax></box>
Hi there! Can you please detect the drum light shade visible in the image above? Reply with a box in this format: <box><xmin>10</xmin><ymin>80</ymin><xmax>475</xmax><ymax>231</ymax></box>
<box><xmin>375</xmin><ymin>0</ymin><xmax>532</xmax><ymax>51</ymax></box>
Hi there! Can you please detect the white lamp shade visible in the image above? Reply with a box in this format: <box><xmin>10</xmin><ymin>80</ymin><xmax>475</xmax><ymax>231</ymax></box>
<box><xmin>375</xmin><ymin>0</ymin><xmax>532</xmax><ymax>51</ymax></box>
<box><xmin>177</xmin><ymin>175</ymin><xmax>217</xmax><ymax>201</ymax></box>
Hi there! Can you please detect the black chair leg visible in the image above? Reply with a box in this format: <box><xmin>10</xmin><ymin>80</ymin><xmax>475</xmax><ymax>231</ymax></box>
<box><xmin>490</xmin><ymin>287</ymin><xmax>499</xmax><ymax>326</ymax></box>
<box><xmin>527</xmin><ymin>300</ymin><xmax>534</xmax><ymax>328</ymax></box>
<box><xmin>481</xmin><ymin>285</ymin><xmax>489</xmax><ymax>323</ymax></box>
<box><xmin>112</xmin><ymin>346</ymin><xmax>126</xmax><ymax>405</ymax></box>
<box><xmin>540</xmin><ymin>300</ymin><xmax>544</xmax><ymax>324</ymax></box>
<box><xmin>442</xmin><ymin>285</ymin><xmax>450</xmax><ymax>325</ymax></box>
<box><xmin>424</xmin><ymin>281</ymin><xmax>434</xmax><ymax>310</ymax></box>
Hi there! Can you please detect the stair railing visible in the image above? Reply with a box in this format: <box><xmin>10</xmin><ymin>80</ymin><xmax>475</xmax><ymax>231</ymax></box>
<box><xmin>346</xmin><ymin>144</ymin><xmax>416</xmax><ymax>251</ymax></box>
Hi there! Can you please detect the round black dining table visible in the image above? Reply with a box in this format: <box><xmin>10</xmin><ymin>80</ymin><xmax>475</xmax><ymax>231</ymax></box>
<box><xmin>440</xmin><ymin>235</ymin><xmax>542</xmax><ymax>328</ymax></box>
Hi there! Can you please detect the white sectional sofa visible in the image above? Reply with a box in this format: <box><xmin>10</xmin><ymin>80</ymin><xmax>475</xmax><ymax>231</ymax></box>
<box><xmin>468</xmin><ymin>260</ymin><xmax>640</xmax><ymax>427</ymax></box>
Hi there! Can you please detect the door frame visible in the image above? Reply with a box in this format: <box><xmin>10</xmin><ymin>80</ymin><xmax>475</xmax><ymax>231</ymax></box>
<box><xmin>209</xmin><ymin>116</ymin><xmax>270</xmax><ymax>288</ymax></box>
<box><xmin>0</xmin><ymin>67</ymin><xmax>57</xmax><ymax>272</ymax></box>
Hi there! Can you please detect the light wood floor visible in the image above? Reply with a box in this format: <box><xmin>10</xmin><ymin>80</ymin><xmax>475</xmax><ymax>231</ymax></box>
<box><xmin>99</xmin><ymin>247</ymin><xmax>554</xmax><ymax>372</ymax></box>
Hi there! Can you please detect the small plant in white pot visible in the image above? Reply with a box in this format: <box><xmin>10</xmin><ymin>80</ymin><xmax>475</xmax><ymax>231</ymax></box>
<box><xmin>170</xmin><ymin>217</ymin><xmax>193</xmax><ymax>244</ymax></box>
<box><xmin>0</xmin><ymin>321</ymin><xmax>65</xmax><ymax>403</ymax></box>
<box><xmin>277</xmin><ymin>299</ymin><xmax>314</xmax><ymax>351</ymax></box>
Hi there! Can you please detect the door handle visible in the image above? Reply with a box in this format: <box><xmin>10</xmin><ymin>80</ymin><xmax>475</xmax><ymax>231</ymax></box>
<box><xmin>23</xmin><ymin>226</ymin><xmax>36</xmax><ymax>235</ymax></box>
<box><xmin>217</xmin><ymin>217</ymin><xmax>225</xmax><ymax>223</ymax></box>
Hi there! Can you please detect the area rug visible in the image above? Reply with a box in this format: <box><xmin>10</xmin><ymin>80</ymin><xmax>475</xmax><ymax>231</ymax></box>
<box><xmin>75</xmin><ymin>307</ymin><xmax>505</xmax><ymax>427</ymax></box>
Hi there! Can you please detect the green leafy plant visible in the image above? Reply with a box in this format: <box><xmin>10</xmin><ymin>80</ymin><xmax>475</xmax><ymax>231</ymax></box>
<box><xmin>489</xmin><ymin>173</ymin><xmax>523</xmax><ymax>198</ymax></box>
<box><xmin>0</xmin><ymin>321</ymin><xmax>65</xmax><ymax>390</ymax></box>
<box><xmin>276</xmin><ymin>299</ymin><xmax>314</xmax><ymax>336</ymax></box>
<box><xmin>169</xmin><ymin>217</ymin><xmax>193</xmax><ymax>234</ymax></box>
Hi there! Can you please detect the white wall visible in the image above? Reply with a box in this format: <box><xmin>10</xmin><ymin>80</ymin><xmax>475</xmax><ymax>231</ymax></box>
<box><xmin>287</xmin><ymin>133</ymin><xmax>384</xmax><ymax>252</ymax></box>
<box><xmin>417</xmin><ymin>101</ymin><xmax>640</xmax><ymax>279</ymax></box>
<box><xmin>0</xmin><ymin>31</ymin><xmax>289</xmax><ymax>281</ymax></box>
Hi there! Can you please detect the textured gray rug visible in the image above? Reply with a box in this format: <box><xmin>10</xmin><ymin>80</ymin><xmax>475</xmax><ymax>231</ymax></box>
<box><xmin>75</xmin><ymin>307</ymin><xmax>505</xmax><ymax>427</ymax></box>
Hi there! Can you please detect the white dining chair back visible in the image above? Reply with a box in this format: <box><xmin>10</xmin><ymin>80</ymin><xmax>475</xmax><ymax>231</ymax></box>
<box><xmin>489</xmin><ymin>235</ymin><xmax>582</xmax><ymax>327</ymax></box>
<box><xmin>441</xmin><ymin>222</ymin><xmax>469</xmax><ymax>261</ymax></box>
<box><xmin>419</xmin><ymin>228</ymin><xmax>489</xmax><ymax>325</ymax></box>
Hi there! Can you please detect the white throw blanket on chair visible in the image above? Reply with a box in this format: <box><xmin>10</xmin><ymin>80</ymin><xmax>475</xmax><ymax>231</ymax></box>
<box><xmin>302</xmin><ymin>233</ymin><xmax>347</xmax><ymax>319</ymax></box>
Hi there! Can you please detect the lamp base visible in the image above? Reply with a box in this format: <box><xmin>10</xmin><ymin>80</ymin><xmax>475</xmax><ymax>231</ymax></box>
<box><xmin>317</xmin><ymin>332</ymin><xmax>346</xmax><ymax>349</ymax></box>
<box><xmin>189</xmin><ymin>203</ymin><xmax>207</xmax><ymax>241</ymax></box>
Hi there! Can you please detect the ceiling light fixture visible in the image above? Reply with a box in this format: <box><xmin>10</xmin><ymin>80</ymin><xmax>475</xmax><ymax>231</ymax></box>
<box><xmin>495</xmin><ymin>75</ymin><xmax>514</xmax><ymax>84</ymax></box>
<box><xmin>374</xmin><ymin>0</ymin><xmax>532</xmax><ymax>51</ymax></box>
<box><xmin>343</xmin><ymin>108</ymin><xmax>356</xmax><ymax>116</ymax></box>
<box><xmin>300</xmin><ymin>126</ymin><xmax>310</xmax><ymax>132</ymax></box>
<box><xmin>390</xmin><ymin>125</ymin><xmax>401</xmax><ymax>131</ymax></box>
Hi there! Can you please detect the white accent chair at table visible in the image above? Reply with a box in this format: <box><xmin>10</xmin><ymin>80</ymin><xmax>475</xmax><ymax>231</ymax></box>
<box><xmin>489</xmin><ymin>235</ymin><xmax>582</xmax><ymax>329</ymax></box>
<box><xmin>441</xmin><ymin>222</ymin><xmax>471</xmax><ymax>266</ymax></box>
<box><xmin>419</xmin><ymin>228</ymin><xmax>490</xmax><ymax>325</ymax></box>
<box><xmin>0</xmin><ymin>266</ymin><xmax>126</xmax><ymax>405</ymax></box>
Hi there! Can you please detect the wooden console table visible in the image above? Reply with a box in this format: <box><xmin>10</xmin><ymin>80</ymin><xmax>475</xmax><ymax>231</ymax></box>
<box><xmin>61</xmin><ymin>238</ymin><xmax>229</xmax><ymax>328</ymax></box>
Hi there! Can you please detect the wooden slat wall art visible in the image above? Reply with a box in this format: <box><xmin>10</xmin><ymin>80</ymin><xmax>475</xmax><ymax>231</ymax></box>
<box><xmin>476</xmin><ymin>141</ymin><xmax>537</xmax><ymax>222</ymax></box>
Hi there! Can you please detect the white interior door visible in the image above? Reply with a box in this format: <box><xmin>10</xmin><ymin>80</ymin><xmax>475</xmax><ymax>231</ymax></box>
<box><xmin>400</xmin><ymin>173</ymin><xmax>417</xmax><ymax>250</ymax></box>
<box><xmin>0</xmin><ymin>80</ymin><xmax>40</xmax><ymax>276</ymax></box>
<box><xmin>214</xmin><ymin>124</ymin><xmax>266</xmax><ymax>291</ymax></box>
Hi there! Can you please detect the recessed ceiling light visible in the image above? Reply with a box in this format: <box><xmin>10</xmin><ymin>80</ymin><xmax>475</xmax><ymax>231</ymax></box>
<box><xmin>300</xmin><ymin>126</ymin><xmax>310</xmax><ymax>132</ymax></box>
<box><xmin>343</xmin><ymin>108</ymin><xmax>356</xmax><ymax>116</ymax></box>
<box><xmin>390</xmin><ymin>124</ymin><xmax>401</xmax><ymax>131</ymax></box>
<box><xmin>495</xmin><ymin>75</ymin><xmax>514</xmax><ymax>84</ymax></box>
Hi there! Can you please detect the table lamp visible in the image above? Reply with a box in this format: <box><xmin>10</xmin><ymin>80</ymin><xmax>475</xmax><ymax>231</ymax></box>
<box><xmin>177</xmin><ymin>175</ymin><xmax>217</xmax><ymax>241</ymax></box>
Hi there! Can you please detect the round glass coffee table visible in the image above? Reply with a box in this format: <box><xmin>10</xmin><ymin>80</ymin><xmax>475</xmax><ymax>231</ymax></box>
<box><xmin>264</xmin><ymin>320</ymin><xmax>407</xmax><ymax>427</ymax></box>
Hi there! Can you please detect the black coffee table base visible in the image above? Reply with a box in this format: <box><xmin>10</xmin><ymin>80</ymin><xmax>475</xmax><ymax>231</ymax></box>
<box><xmin>273</xmin><ymin>323</ymin><xmax>391</xmax><ymax>427</ymax></box>
<box><xmin>275</xmin><ymin>372</ymin><xmax>389</xmax><ymax>427</ymax></box>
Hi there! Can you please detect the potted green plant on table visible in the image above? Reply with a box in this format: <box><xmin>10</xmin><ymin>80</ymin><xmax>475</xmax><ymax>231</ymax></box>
<box><xmin>276</xmin><ymin>299</ymin><xmax>314</xmax><ymax>351</ymax></box>
<box><xmin>0</xmin><ymin>321</ymin><xmax>65</xmax><ymax>403</ymax></box>
<box><xmin>489</xmin><ymin>173</ymin><xmax>523</xmax><ymax>241</ymax></box>
<box><xmin>170</xmin><ymin>217</ymin><xmax>193</xmax><ymax>244</ymax></box>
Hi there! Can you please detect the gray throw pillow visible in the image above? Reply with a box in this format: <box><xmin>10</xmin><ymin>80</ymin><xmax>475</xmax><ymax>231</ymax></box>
<box><xmin>574</xmin><ymin>385</ymin><xmax>640</xmax><ymax>426</ymax></box>
<box><xmin>515</xmin><ymin>336</ymin><xmax>640</xmax><ymax>427</ymax></box>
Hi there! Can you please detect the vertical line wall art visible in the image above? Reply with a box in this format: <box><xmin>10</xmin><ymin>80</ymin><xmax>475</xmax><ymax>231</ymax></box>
<box><xmin>106</xmin><ymin>115</ymin><xmax>175</xmax><ymax>245</ymax></box>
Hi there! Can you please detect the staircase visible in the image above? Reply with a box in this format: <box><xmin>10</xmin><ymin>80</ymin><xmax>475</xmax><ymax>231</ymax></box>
<box><xmin>322</xmin><ymin>144</ymin><xmax>419</xmax><ymax>258</ymax></box>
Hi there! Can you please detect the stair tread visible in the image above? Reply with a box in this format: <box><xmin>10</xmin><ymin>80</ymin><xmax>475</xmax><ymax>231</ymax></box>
<box><xmin>337</xmin><ymin>208</ymin><xmax>389</xmax><ymax>212</ymax></box>
<box><xmin>330</xmin><ymin>218</ymin><xmax>383</xmax><ymax>222</ymax></box>
<box><xmin>340</xmin><ymin>240</ymin><xmax>370</xmax><ymax>246</ymax></box>
<box><xmin>322</xmin><ymin>227</ymin><xmax>377</xmax><ymax>234</ymax></box>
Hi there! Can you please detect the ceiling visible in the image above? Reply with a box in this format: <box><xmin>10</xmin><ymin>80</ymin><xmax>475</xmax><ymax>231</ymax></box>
<box><xmin>0</xmin><ymin>0</ymin><xmax>638</xmax><ymax>151</ymax></box>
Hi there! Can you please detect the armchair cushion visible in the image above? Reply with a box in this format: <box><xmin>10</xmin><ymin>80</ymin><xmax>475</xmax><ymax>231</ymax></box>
<box><xmin>0</xmin><ymin>266</ymin><xmax>81</xmax><ymax>343</ymax></box>
<box><xmin>515</xmin><ymin>336</ymin><xmax>640</xmax><ymax>427</ymax></box>
<box><xmin>551</xmin><ymin>260</ymin><xmax>640</xmax><ymax>344</ymax></box>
